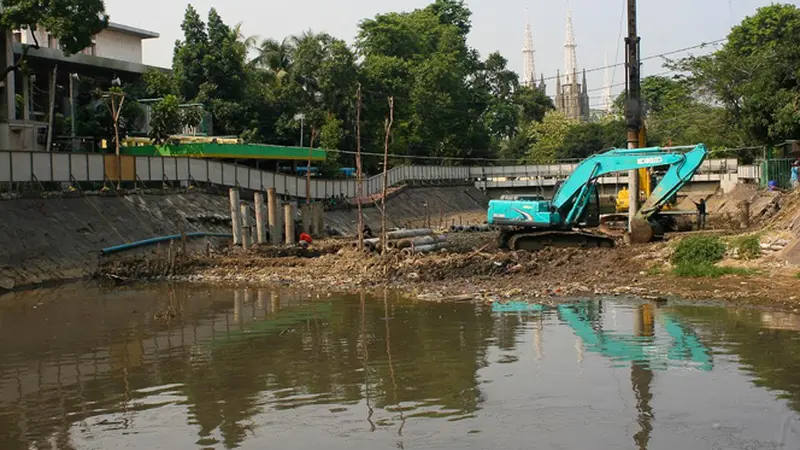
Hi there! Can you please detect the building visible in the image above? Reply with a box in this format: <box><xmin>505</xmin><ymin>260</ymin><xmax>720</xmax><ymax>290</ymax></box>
<box><xmin>555</xmin><ymin>68</ymin><xmax>590</xmax><ymax>123</ymax></box>
<box><xmin>521</xmin><ymin>15</ymin><xmax>546</xmax><ymax>93</ymax></box>
<box><xmin>0</xmin><ymin>22</ymin><xmax>161</xmax><ymax>151</ymax></box>
<box><xmin>523</xmin><ymin>10</ymin><xmax>591</xmax><ymax>122</ymax></box>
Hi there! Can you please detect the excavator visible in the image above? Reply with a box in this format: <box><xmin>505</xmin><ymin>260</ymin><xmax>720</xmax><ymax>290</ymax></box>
<box><xmin>487</xmin><ymin>143</ymin><xmax>708</xmax><ymax>251</ymax></box>
<box><xmin>616</xmin><ymin>128</ymin><xmax>679</xmax><ymax>213</ymax></box>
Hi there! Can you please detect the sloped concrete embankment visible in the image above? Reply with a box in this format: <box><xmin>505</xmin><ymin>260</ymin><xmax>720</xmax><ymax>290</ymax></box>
<box><xmin>0</xmin><ymin>186</ymin><xmax>490</xmax><ymax>291</ymax></box>
<box><xmin>325</xmin><ymin>186</ymin><xmax>490</xmax><ymax>235</ymax></box>
<box><xmin>0</xmin><ymin>192</ymin><xmax>232</xmax><ymax>290</ymax></box>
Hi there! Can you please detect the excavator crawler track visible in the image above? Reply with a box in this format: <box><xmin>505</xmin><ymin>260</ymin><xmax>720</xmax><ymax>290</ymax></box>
<box><xmin>504</xmin><ymin>230</ymin><xmax>615</xmax><ymax>252</ymax></box>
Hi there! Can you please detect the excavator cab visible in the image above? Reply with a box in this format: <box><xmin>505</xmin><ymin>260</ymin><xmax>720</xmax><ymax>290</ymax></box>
<box><xmin>577</xmin><ymin>183</ymin><xmax>601</xmax><ymax>227</ymax></box>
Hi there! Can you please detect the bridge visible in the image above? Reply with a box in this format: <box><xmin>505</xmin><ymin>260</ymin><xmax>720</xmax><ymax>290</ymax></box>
<box><xmin>0</xmin><ymin>149</ymin><xmax>760</xmax><ymax>200</ymax></box>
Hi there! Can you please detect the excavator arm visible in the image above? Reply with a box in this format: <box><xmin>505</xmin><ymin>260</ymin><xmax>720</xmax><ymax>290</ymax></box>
<box><xmin>552</xmin><ymin>143</ymin><xmax>707</xmax><ymax>227</ymax></box>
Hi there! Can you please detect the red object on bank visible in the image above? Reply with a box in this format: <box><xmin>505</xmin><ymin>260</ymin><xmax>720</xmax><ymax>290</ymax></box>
<box><xmin>299</xmin><ymin>232</ymin><xmax>312</xmax><ymax>243</ymax></box>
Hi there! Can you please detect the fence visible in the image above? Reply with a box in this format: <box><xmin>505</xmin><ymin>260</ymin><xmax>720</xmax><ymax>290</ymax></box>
<box><xmin>0</xmin><ymin>150</ymin><xmax>747</xmax><ymax>199</ymax></box>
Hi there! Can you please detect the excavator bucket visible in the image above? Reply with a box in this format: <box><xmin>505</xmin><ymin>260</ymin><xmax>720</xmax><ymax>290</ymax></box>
<box><xmin>629</xmin><ymin>217</ymin><xmax>654</xmax><ymax>244</ymax></box>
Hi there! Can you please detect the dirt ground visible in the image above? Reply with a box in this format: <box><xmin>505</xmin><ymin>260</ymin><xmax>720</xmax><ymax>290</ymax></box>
<box><xmin>94</xmin><ymin>185</ymin><xmax>800</xmax><ymax>309</ymax></box>
<box><xmin>96</xmin><ymin>228</ymin><xmax>800</xmax><ymax>310</ymax></box>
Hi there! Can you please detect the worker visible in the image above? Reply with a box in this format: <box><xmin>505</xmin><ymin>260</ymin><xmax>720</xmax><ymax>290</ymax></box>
<box><xmin>691</xmin><ymin>197</ymin><xmax>707</xmax><ymax>230</ymax></box>
<box><xmin>298</xmin><ymin>231</ymin><xmax>312</xmax><ymax>249</ymax></box>
<box><xmin>363</xmin><ymin>224</ymin><xmax>373</xmax><ymax>238</ymax></box>
<box><xmin>791</xmin><ymin>160</ymin><xmax>800</xmax><ymax>189</ymax></box>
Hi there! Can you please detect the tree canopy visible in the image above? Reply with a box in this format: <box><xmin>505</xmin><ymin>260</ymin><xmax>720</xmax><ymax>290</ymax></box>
<box><xmin>79</xmin><ymin>1</ymin><xmax>798</xmax><ymax>164</ymax></box>
<box><xmin>0</xmin><ymin>0</ymin><xmax>109</xmax><ymax>77</ymax></box>
<box><xmin>672</xmin><ymin>3</ymin><xmax>800</xmax><ymax>145</ymax></box>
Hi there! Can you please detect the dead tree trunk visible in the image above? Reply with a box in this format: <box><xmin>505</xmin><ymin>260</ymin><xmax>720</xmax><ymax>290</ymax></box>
<box><xmin>356</xmin><ymin>84</ymin><xmax>365</xmax><ymax>251</ymax></box>
<box><xmin>380</xmin><ymin>97</ymin><xmax>394</xmax><ymax>255</ymax></box>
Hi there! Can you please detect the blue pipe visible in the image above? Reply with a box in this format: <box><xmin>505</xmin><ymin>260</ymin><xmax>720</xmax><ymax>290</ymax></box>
<box><xmin>100</xmin><ymin>232</ymin><xmax>233</xmax><ymax>255</ymax></box>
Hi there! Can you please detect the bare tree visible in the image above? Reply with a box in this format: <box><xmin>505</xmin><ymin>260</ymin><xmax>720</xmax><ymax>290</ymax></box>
<box><xmin>306</xmin><ymin>127</ymin><xmax>318</xmax><ymax>205</ymax></box>
<box><xmin>355</xmin><ymin>84</ymin><xmax>365</xmax><ymax>251</ymax></box>
<box><xmin>380</xmin><ymin>97</ymin><xmax>394</xmax><ymax>255</ymax></box>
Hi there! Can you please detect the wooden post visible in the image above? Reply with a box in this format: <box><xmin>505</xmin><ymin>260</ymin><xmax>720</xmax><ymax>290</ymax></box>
<box><xmin>284</xmin><ymin>203</ymin><xmax>295</xmax><ymax>245</ymax></box>
<box><xmin>254</xmin><ymin>192</ymin><xmax>266</xmax><ymax>244</ymax></box>
<box><xmin>229</xmin><ymin>188</ymin><xmax>241</xmax><ymax>245</ymax></box>
<box><xmin>267</xmin><ymin>188</ymin><xmax>279</xmax><ymax>244</ymax></box>
<box><xmin>240</xmin><ymin>202</ymin><xmax>250</xmax><ymax>250</ymax></box>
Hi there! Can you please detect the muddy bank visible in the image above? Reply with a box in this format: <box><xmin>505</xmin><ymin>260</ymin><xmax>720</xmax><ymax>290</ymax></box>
<box><xmin>97</xmin><ymin>230</ymin><xmax>800</xmax><ymax>308</ymax></box>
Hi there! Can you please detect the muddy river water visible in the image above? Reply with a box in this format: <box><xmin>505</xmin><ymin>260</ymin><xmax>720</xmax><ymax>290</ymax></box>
<box><xmin>1</xmin><ymin>284</ymin><xmax>800</xmax><ymax>449</ymax></box>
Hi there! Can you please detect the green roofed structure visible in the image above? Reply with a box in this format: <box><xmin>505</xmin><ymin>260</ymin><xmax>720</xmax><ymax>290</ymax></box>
<box><xmin>120</xmin><ymin>143</ymin><xmax>328</xmax><ymax>161</ymax></box>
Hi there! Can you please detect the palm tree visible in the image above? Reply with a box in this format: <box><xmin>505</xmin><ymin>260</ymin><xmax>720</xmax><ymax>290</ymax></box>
<box><xmin>232</xmin><ymin>22</ymin><xmax>258</xmax><ymax>56</ymax></box>
<box><xmin>253</xmin><ymin>37</ymin><xmax>295</xmax><ymax>80</ymax></box>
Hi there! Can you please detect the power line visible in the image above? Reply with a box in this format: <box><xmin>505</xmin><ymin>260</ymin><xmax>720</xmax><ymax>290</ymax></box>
<box><xmin>535</xmin><ymin>38</ymin><xmax>725</xmax><ymax>84</ymax></box>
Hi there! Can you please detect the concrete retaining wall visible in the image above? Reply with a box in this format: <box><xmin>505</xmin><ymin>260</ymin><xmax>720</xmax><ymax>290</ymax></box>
<box><xmin>0</xmin><ymin>192</ymin><xmax>232</xmax><ymax>290</ymax></box>
<box><xmin>0</xmin><ymin>186</ymin><xmax>490</xmax><ymax>291</ymax></box>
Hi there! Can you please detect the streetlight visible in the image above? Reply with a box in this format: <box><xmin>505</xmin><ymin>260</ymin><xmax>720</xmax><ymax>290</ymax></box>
<box><xmin>293</xmin><ymin>113</ymin><xmax>305</xmax><ymax>147</ymax></box>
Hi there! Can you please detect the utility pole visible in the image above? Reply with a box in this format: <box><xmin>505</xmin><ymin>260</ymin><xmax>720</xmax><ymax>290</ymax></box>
<box><xmin>625</xmin><ymin>0</ymin><xmax>642</xmax><ymax>231</ymax></box>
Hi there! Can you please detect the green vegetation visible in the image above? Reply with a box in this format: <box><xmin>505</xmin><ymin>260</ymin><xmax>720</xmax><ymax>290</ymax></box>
<box><xmin>670</xmin><ymin>235</ymin><xmax>754</xmax><ymax>278</ymax></box>
<box><xmin>0</xmin><ymin>0</ymin><xmax>109</xmax><ymax>77</ymax></box>
<box><xmin>16</xmin><ymin>1</ymin><xmax>799</xmax><ymax>163</ymax></box>
<box><xmin>670</xmin><ymin>236</ymin><xmax>727</xmax><ymax>266</ymax></box>
<box><xmin>730</xmin><ymin>234</ymin><xmax>762</xmax><ymax>261</ymax></box>
<box><xmin>129</xmin><ymin>2</ymin><xmax>797</xmax><ymax>166</ymax></box>
<box><xmin>795</xmin><ymin>272</ymin><xmax>800</xmax><ymax>280</ymax></box>
<box><xmin>672</xmin><ymin>264</ymin><xmax>756</xmax><ymax>278</ymax></box>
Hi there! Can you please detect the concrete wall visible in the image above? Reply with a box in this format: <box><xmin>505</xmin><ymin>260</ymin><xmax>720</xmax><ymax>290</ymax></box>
<box><xmin>0</xmin><ymin>186</ymin><xmax>490</xmax><ymax>291</ymax></box>
<box><xmin>325</xmin><ymin>186</ymin><xmax>490</xmax><ymax>234</ymax></box>
<box><xmin>94</xmin><ymin>29</ymin><xmax>143</xmax><ymax>63</ymax></box>
<box><xmin>0</xmin><ymin>192</ymin><xmax>231</xmax><ymax>290</ymax></box>
<box><xmin>17</xmin><ymin>27</ymin><xmax>143</xmax><ymax>63</ymax></box>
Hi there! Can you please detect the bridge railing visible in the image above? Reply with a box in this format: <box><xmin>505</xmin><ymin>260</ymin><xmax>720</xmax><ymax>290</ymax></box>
<box><xmin>0</xmin><ymin>150</ymin><xmax>744</xmax><ymax>200</ymax></box>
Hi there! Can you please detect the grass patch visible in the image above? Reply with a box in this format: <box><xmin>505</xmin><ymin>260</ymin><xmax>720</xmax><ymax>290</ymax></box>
<box><xmin>795</xmin><ymin>272</ymin><xmax>800</xmax><ymax>280</ymax></box>
<box><xmin>730</xmin><ymin>234</ymin><xmax>762</xmax><ymax>260</ymax></box>
<box><xmin>645</xmin><ymin>265</ymin><xmax>665</xmax><ymax>276</ymax></box>
<box><xmin>672</xmin><ymin>263</ymin><xmax>757</xmax><ymax>278</ymax></box>
<box><xmin>671</xmin><ymin>236</ymin><xmax>726</xmax><ymax>266</ymax></box>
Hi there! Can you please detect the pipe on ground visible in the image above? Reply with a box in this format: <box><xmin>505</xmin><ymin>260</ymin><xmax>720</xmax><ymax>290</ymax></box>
<box><xmin>100</xmin><ymin>232</ymin><xmax>233</xmax><ymax>255</ymax></box>
<box><xmin>390</xmin><ymin>235</ymin><xmax>446</xmax><ymax>250</ymax></box>
<box><xmin>401</xmin><ymin>242</ymin><xmax>451</xmax><ymax>256</ymax></box>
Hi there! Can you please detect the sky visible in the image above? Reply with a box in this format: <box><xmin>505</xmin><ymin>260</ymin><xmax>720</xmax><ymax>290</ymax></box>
<box><xmin>105</xmin><ymin>0</ymin><xmax>788</xmax><ymax>105</ymax></box>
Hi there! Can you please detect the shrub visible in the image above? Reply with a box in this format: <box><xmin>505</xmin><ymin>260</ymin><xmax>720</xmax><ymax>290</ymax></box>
<box><xmin>670</xmin><ymin>236</ymin><xmax>727</xmax><ymax>266</ymax></box>
<box><xmin>672</xmin><ymin>264</ymin><xmax>755</xmax><ymax>278</ymax></box>
<box><xmin>731</xmin><ymin>234</ymin><xmax>761</xmax><ymax>260</ymax></box>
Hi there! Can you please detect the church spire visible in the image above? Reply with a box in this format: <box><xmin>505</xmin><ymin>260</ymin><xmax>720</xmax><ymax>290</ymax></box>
<box><xmin>563</xmin><ymin>9</ymin><xmax>578</xmax><ymax>85</ymax></box>
<box><xmin>522</xmin><ymin>10</ymin><xmax>536</xmax><ymax>88</ymax></box>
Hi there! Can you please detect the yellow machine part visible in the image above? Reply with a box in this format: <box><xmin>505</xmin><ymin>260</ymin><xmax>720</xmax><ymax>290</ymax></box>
<box><xmin>615</xmin><ymin>126</ymin><xmax>672</xmax><ymax>213</ymax></box>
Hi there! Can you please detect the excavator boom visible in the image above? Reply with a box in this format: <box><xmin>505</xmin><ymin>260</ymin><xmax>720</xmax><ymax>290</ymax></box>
<box><xmin>488</xmin><ymin>143</ymin><xmax>708</xmax><ymax>250</ymax></box>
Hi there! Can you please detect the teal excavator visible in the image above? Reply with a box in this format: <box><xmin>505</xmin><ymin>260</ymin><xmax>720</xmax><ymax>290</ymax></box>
<box><xmin>487</xmin><ymin>143</ymin><xmax>708</xmax><ymax>250</ymax></box>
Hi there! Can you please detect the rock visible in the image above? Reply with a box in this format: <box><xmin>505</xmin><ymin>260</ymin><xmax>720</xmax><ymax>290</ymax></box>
<box><xmin>0</xmin><ymin>276</ymin><xmax>14</xmax><ymax>290</ymax></box>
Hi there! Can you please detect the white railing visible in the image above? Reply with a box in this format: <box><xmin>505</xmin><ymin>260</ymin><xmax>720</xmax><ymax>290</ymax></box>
<box><xmin>0</xmin><ymin>150</ymin><xmax>741</xmax><ymax>200</ymax></box>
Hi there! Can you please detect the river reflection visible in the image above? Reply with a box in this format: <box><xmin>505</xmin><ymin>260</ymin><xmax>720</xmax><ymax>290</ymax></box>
<box><xmin>0</xmin><ymin>285</ymin><xmax>799</xmax><ymax>449</ymax></box>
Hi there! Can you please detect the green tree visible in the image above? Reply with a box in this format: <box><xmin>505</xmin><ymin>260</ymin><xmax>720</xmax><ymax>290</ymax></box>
<box><xmin>612</xmin><ymin>76</ymin><xmax>742</xmax><ymax>149</ymax></box>
<box><xmin>173</xmin><ymin>5</ymin><xmax>208</xmax><ymax>101</ymax></box>
<box><xmin>514</xmin><ymin>86</ymin><xmax>555</xmax><ymax>123</ymax></box>
<box><xmin>559</xmin><ymin>119</ymin><xmax>627</xmax><ymax>159</ymax></box>
<box><xmin>149</xmin><ymin>95</ymin><xmax>183</xmax><ymax>144</ymax></box>
<box><xmin>142</xmin><ymin>69</ymin><xmax>176</xmax><ymax>98</ymax></box>
<box><xmin>0</xmin><ymin>0</ymin><xmax>109</xmax><ymax>77</ymax></box>
<box><xmin>527</xmin><ymin>111</ymin><xmax>574</xmax><ymax>163</ymax></box>
<box><xmin>318</xmin><ymin>113</ymin><xmax>344</xmax><ymax>175</ymax></box>
<box><xmin>673</xmin><ymin>3</ymin><xmax>800</xmax><ymax>143</ymax></box>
